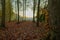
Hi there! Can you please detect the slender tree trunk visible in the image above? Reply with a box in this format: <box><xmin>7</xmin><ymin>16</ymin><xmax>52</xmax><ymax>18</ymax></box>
<box><xmin>25</xmin><ymin>0</ymin><xmax>26</xmax><ymax>21</ymax></box>
<box><xmin>23</xmin><ymin>0</ymin><xmax>24</xmax><ymax>21</ymax></box>
<box><xmin>17</xmin><ymin>0</ymin><xmax>19</xmax><ymax>23</ymax></box>
<box><xmin>23</xmin><ymin>0</ymin><xmax>26</xmax><ymax>21</ymax></box>
<box><xmin>9</xmin><ymin>0</ymin><xmax>11</xmax><ymax>22</ymax></box>
<box><xmin>33</xmin><ymin>0</ymin><xmax>36</xmax><ymax>22</ymax></box>
<box><xmin>37</xmin><ymin>0</ymin><xmax>40</xmax><ymax>26</ymax></box>
<box><xmin>15</xmin><ymin>1</ymin><xmax>17</xmax><ymax>21</ymax></box>
<box><xmin>1</xmin><ymin>0</ymin><xmax>5</xmax><ymax>27</ymax></box>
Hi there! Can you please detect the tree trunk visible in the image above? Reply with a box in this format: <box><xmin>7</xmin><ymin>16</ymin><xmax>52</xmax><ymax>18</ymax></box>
<box><xmin>17</xmin><ymin>0</ymin><xmax>19</xmax><ymax>23</ymax></box>
<box><xmin>23</xmin><ymin>0</ymin><xmax>26</xmax><ymax>21</ymax></box>
<box><xmin>33</xmin><ymin>0</ymin><xmax>36</xmax><ymax>22</ymax></box>
<box><xmin>48</xmin><ymin>0</ymin><xmax>60</xmax><ymax>40</ymax></box>
<box><xmin>37</xmin><ymin>0</ymin><xmax>40</xmax><ymax>26</ymax></box>
<box><xmin>23</xmin><ymin>0</ymin><xmax>24</xmax><ymax>21</ymax></box>
<box><xmin>25</xmin><ymin>0</ymin><xmax>26</xmax><ymax>21</ymax></box>
<box><xmin>1</xmin><ymin>0</ymin><xmax>5</xmax><ymax>27</ymax></box>
<box><xmin>9</xmin><ymin>0</ymin><xmax>12</xmax><ymax>22</ymax></box>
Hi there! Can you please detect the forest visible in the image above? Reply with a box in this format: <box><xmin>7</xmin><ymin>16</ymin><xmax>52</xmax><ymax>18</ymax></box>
<box><xmin>0</xmin><ymin>0</ymin><xmax>60</xmax><ymax>40</ymax></box>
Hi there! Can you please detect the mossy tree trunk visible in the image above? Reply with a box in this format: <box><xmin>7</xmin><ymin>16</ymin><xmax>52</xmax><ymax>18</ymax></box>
<box><xmin>9</xmin><ymin>0</ymin><xmax>12</xmax><ymax>22</ymax></box>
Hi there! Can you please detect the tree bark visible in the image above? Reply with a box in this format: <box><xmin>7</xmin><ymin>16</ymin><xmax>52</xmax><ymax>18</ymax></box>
<box><xmin>17</xmin><ymin>0</ymin><xmax>19</xmax><ymax>23</ymax></box>
<box><xmin>23</xmin><ymin>0</ymin><xmax>26</xmax><ymax>21</ymax></box>
<box><xmin>25</xmin><ymin>0</ymin><xmax>26</xmax><ymax>21</ymax></box>
<box><xmin>33</xmin><ymin>0</ymin><xmax>36</xmax><ymax>22</ymax></box>
<box><xmin>23</xmin><ymin>0</ymin><xmax>24</xmax><ymax>21</ymax></box>
<box><xmin>1</xmin><ymin>0</ymin><xmax>5</xmax><ymax>27</ymax></box>
<box><xmin>48</xmin><ymin>0</ymin><xmax>60</xmax><ymax>40</ymax></box>
<box><xmin>9</xmin><ymin>0</ymin><xmax>12</xmax><ymax>22</ymax></box>
<box><xmin>37</xmin><ymin>0</ymin><xmax>40</xmax><ymax>26</ymax></box>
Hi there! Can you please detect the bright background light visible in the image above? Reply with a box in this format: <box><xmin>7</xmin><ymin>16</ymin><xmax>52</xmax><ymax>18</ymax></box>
<box><xmin>12</xmin><ymin>0</ymin><xmax>48</xmax><ymax>18</ymax></box>
<box><xmin>26</xmin><ymin>8</ymin><xmax>33</xmax><ymax>18</ymax></box>
<box><xmin>13</xmin><ymin>8</ymin><xmax>33</xmax><ymax>18</ymax></box>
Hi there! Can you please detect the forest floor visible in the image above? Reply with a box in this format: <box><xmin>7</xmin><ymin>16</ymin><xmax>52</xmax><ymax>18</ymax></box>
<box><xmin>0</xmin><ymin>21</ymin><xmax>50</xmax><ymax>40</ymax></box>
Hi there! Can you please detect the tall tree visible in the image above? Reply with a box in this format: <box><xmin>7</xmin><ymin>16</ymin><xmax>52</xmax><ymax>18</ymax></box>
<box><xmin>33</xmin><ymin>0</ymin><xmax>36</xmax><ymax>22</ymax></box>
<box><xmin>23</xmin><ymin>0</ymin><xmax>26</xmax><ymax>21</ymax></box>
<box><xmin>23</xmin><ymin>0</ymin><xmax>24</xmax><ymax>21</ymax></box>
<box><xmin>25</xmin><ymin>0</ymin><xmax>26</xmax><ymax>21</ymax></box>
<box><xmin>48</xmin><ymin>0</ymin><xmax>60</xmax><ymax>40</ymax></box>
<box><xmin>9</xmin><ymin>0</ymin><xmax>12</xmax><ymax>22</ymax></box>
<box><xmin>37</xmin><ymin>0</ymin><xmax>40</xmax><ymax>26</ymax></box>
<box><xmin>15</xmin><ymin>1</ymin><xmax>17</xmax><ymax>21</ymax></box>
<box><xmin>1</xmin><ymin>0</ymin><xmax>5</xmax><ymax>27</ymax></box>
<box><xmin>17</xmin><ymin>0</ymin><xmax>20</xmax><ymax>23</ymax></box>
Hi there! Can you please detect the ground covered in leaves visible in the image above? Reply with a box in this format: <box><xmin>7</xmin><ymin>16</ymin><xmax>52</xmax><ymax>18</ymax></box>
<box><xmin>0</xmin><ymin>21</ymin><xmax>50</xmax><ymax>40</ymax></box>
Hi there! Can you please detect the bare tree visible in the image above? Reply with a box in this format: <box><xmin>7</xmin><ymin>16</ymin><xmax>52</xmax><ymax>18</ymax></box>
<box><xmin>33</xmin><ymin>0</ymin><xmax>36</xmax><ymax>22</ymax></box>
<box><xmin>25</xmin><ymin>0</ymin><xmax>26</xmax><ymax>21</ymax></box>
<box><xmin>1</xmin><ymin>0</ymin><xmax>5</xmax><ymax>27</ymax></box>
<box><xmin>23</xmin><ymin>0</ymin><xmax>26</xmax><ymax>21</ymax></box>
<box><xmin>37</xmin><ymin>0</ymin><xmax>40</xmax><ymax>26</ymax></box>
<box><xmin>23</xmin><ymin>0</ymin><xmax>24</xmax><ymax>21</ymax></box>
<box><xmin>9</xmin><ymin>0</ymin><xmax>12</xmax><ymax>22</ymax></box>
<box><xmin>17</xmin><ymin>0</ymin><xmax>20</xmax><ymax>23</ymax></box>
